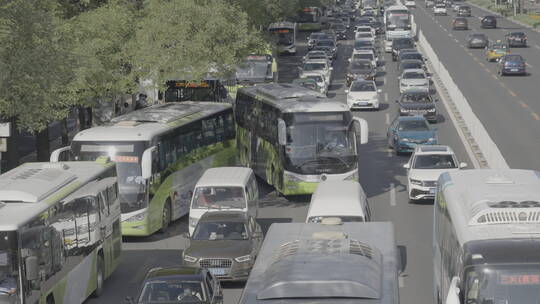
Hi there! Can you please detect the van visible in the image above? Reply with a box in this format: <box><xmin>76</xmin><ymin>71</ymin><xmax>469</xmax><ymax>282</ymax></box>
<box><xmin>306</xmin><ymin>180</ymin><xmax>371</xmax><ymax>223</ymax></box>
<box><xmin>189</xmin><ymin>167</ymin><xmax>259</xmax><ymax>234</ymax></box>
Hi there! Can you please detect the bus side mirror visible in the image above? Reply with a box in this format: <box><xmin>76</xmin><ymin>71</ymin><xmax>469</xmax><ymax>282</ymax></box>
<box><xmin>25</xmin><ymin>256</ymin><xmax>39</xmax><ymax>281</ymax></box>
<box><xmin>446</xmin><ymin>277</ymin><xmax>461</xmax><ymax>304</ymax></box>
<box><xmin>277</xmin><ymin>119</ymin><xmax>287</xmax><ymax>146</ymax></box>
<box><xmin>397</xmin><ymin>245</ymin><xmax>407</xmax><ymax>274</ymax></box>
<box><xmin>352</xmin><ymin>117</ymin><xmax>369</xmax><ymax>144</ymax></box>
<box><xmin>50</xmin><ymin>146</ymin><xmax>72</xmax><ymax>162</ymax></box>
<box><xmin>141</xmin><ymin>146</ymin><xmax>157</xmax><ymax>179</ymax></box>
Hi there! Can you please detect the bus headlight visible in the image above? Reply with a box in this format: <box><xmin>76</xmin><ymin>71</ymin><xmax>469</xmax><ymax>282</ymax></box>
<box><xmin>125</xmin><ymin>211</ymin><xmax>147</xmax><ymax>222</ymax></box>
<box><xmin>235</xmin><ymin>255</ymin><xmax>251</xmax><ymax>263</ymax></box>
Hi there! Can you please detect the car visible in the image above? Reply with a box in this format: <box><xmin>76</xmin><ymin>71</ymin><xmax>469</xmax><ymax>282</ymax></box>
<box><xmin>345</xmin><ymin>79</ymin><xmax>381</xmax><ymax>110</ymax></box>
<box><xmin>355</xmin><ymin>31</ymin><xmax>375</xmax><ymax>42</ymax></box>
<box><xmin>505</xmin><ymin>31</ymin><xmax>527</xmax><ymax>47</ymax></box>
<box><xmin>312</xmin><ymin>46</ymin><xmax>335</xmax><ymax>61</ymax></box>
<box><xmin>396</xmin><ymin>89</ymin><xmax>437</xmax><ymax>122</ymax></box>
<box><xmin>387</xmin><ymin>116</ymin><xmax>438</xmax><ymax>155</ymax></box>
<box><xmin>331</xmin><ymin>23</ymin><xmax>348</xmax><ymax>40</ymax></box>
<box><xmin>182</xmin><ymin>211</ymin><xmax>263</xmax><ymax>282</ymax></box>
<box><xmin>481</xmin><ymin>15</ymin><xmax>497</xmax><ymax>28</ymax></box>
<box><xmin>392</xmin><ymin>38</ymin><xmax>416</xmax><ymax>61</ymax></box>
<box><xmin>126</xmin><ymin>266</ymin><xmax>224</xmax><ymax>304</ymax></box>
<box><xmin>315</xmin><ymin>39</ymin><xmax>337</xmax><ymax>59</ymax></box>
<box><xmin>354</xmin><ymin>39</ymin><xmax>375</xmax><ymax>51</ymax></box>
<box><xmin>303</xmin><ymin>50</ymin><xmax>332</xmax><ymax>64</ymax></box>
<box><xmin>399</xmin><ymin>59</ymin><xmax>425</xmax><ymax>74</ymax></box>
<box><xmin>498</xmin><ymin>54</ymin><xmax>526</xmax><ymax>76</ymax></box>
<box><xmin>300</xmin><ymin>71</ymin><xmax>329</xmax><ymax>95</ymax></box>
<box><xmin>350</xmin><ymin>49</ymin><xmax>378</xmax><ymax>68</ymax></box>
<box><xmin>307</xmin><ymin>32</ymin><xmax>327</xmax><ymax>50</ymax></box>
<box><xmin>485</xmin><ymin>40</ymin><xmax>510</xmax><ymax>61</ymax></box>
<box><xmin>346</xmin><ymin>59</ymin><xmax>376</xmax><ymax>85</ymax></box>
<box><xmin>403</xmin><ymin>145</ymin><xmax>467</xmax><ymax>202</ymax></box>
<box><xmin>467</xmin><ymin>33</ymin><xmax>488</xmax><ymax>48</ymax></box>
<box><xmin>398</xmin><ymin>51</ymin><xmax>426</xmax><ymax>69</ymax></box>
<box><xmin>405</xmin><ymin>0</ymin><xmax>416</xmax><ymax>7</ymax></box>
<box><xmin>457</xmin><ymin>5</ymin><xmax>471</xmax><ymax>16</ymax></box>
<box><xmin>291</xmin><ymin>78</ymin><xmax>321</xmax><ymax>92</ymax></box>
<box><xmin>399</xmin><ymin>68</ymin><xmax>430</xmax><ymax>94</ymax></box>
<box><xmin>433</xmin><ymin>3</ymin><xmax>447</xmax><ymax>15</ymax></box>
<box><xmin>355</xmin><ymin>25</ymin><xmax>376</xmax><ymax>36</ymax></box>
<box><xmin>452</xmin><ymin>17</ymin><xmax>468</xmax><ymax>30</ymax></box>
<box><xmin>300</xmin><ymin>59</ymin><xmax>333</xmax><ymax>83</ymax></box>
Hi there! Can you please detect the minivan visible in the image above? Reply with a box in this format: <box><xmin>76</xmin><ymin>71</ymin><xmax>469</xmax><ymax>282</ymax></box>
<box><xmin>189</xmin><ymin>167</ymin><xmax>259</xmax><ymax>234</ymax></box>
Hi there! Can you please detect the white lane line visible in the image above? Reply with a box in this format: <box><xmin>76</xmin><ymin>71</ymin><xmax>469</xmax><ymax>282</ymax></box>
<box><xmin>385</xmin><ymin>92</ymin><xmax>389</xmax><ymax>103</ymax></box>
<box><xmin>390</xmin><ymin>183</ymin><xmax>397</xmax><ymax>206</ymax></box>
<box><xmin>535</xmin><ymin>45</ymin><xmax>540</xmax><ymax>50</ymax></box>
<box><xmin>399</xmin><ymin>276</ymin><xmax>405</xmax><ymax>288</ymax></box>
<box><xmin>385</xmin><ymin>112</ymin><xmax>390</xmax><ymax>124</ymax></box>
<box><xmin>454</xmin><ymin>38</ymin><xmax>459</xmax><ymax>43</ymax></box>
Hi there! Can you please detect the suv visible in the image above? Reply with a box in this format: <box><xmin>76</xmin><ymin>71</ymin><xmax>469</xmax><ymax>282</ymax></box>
<box><xmin>457</xmin><ymin>5</ymin><xmax>471</xmax><ymax>16</ymax></box>
<box><xmin>452</xmin><ymin>17</ymin><xmax>468</xmax><ymax>30</ymax></box>
<box><xmin>433</xmin><ymin>3</ymin><xmax>447</xmax><ymax>15</ymax></box>
<box><xmin>481</xmin><ymin>15</ymin><xmax>497</xmax><ymax>28</ymax></box>
<box><xmin>396</xmin><ymin>89</ymin><xmax>437</xmax><ymax>122</ymax></box>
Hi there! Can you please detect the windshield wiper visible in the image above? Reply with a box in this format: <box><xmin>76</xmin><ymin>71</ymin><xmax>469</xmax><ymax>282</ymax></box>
<box><xmin>317</xmin><ymin>155</ymin><xmax>350</xmax><ymax>168</ymax></box>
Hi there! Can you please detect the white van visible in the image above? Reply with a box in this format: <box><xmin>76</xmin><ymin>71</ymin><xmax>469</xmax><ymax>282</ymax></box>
<box><xmin>306</xmin><ymin>180</ymin><xmax>371</xmax><ymax>223</ymax></box>
<box><xmin>189</xmin><ymin>167</ymin><xmax>259</xmax><ymax>234</ymax></box>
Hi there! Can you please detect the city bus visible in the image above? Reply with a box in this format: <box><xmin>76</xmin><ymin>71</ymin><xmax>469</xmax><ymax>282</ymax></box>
<box><xmin>0</xmin><ymin>159</ymin><xmax>122</xmax><ymax>304</ymax></box>
<box><xmin>235</xmin><ymin>84</ymin><xmax>368</xmax><ymax>195</ymax></box>
<box><xmin>384</xmin><ymin>5</ymin><xmax>411</xmax><ymax>31</ymax></box>
<box><xmin>161</xmin><ymin>79</ymin><xmax>229</xmax><ymax>103</ymax></box>
<box><xmin>50</xmin><ymin>102</ymin><xmax>236</xmax><ymax>236</ymax></box>
<box><xmin>268</xmin><ymin>22</ymin><xmax>297</xmax><ymax>55</ymax></box>
<box><xmin>297</xmin><ymin>7</ymin><xmax>323</xmax><ymax>31</ymax></box>
<box><xmin>434</xmin><ymin>169</ymin><xmax>540</xmax><ymax>304</ymax></box>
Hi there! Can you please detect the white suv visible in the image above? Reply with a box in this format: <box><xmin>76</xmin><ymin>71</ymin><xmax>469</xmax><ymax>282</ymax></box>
<box><xmin>433</xmin><ymin>4</ymin><xmax>447</xmax><ymax>15</ymax></box>
<box><xmin>403</xmin><ymin>145</ymin><xmax>467</xmax><ymax>203</ymax></box>
<box><xmin>345</xmin><ymin>79</ymin><xmax>381</xmax><ymax>110</ymax></box>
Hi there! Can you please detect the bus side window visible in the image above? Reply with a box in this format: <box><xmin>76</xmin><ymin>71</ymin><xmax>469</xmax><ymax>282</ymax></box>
<box><xmin>98</xmin><ymin>192</ymin><xmax>108</xmax><ymax>218</ymax></box>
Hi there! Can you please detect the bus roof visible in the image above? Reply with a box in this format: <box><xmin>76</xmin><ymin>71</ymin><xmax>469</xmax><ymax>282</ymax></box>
<box><xmin>73</xmin><ymin>101</ymin><xmax>231</xmax><ymax>142</ymax></box>
<box><xmin>194</xmin><ymin>167</ymin><xmax>253</xmax><ymax>188</ymax></box>
<box><xmin>439</xmin><ymin>169</ymin><xmax>540</xmax><ymax>243</ymax></box>
<box><xmin>268</xmin><ymin>21</ymin><xmax>296</xmax><ymax>30</ymax></box>
<box><xmin>241</xmin><ymin>222</ymin><xmax>399</xmax><ymax>304</ymax></box>
<box><xmin>0</xmin><ymin>161</ymin><xmax>114</xmax><ymax>230</ymax></box>
<box><xmin>238</xmin><ymin>84</ymin><xmax>350</xmax><ymax>113</ymax></box>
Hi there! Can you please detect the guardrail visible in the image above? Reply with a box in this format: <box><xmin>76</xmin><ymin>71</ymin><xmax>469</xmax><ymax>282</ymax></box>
<box><xmin>416</xmin><ymin>29</ymin><xmax>509</xmax><ymax>169</ymax></box>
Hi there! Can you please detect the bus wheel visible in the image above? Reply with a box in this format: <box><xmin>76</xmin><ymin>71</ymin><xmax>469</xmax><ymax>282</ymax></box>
<box><xmin>160</xmin><ymin>201</ymin><xmax>171</xmax><ymax>233</ymax></box>
<box><xmin>92</xmin><ymin>255</ymin><xmax>104</xmax><ymax>297</ymax></box>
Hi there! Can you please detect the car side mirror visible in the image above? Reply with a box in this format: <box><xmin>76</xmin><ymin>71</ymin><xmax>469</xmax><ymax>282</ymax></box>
<box><xmin>397</xmin><ymin>245</ymin><xmax>407</xmax><ymax>274</ymax></box>
<box><xmin>50</xmin><ymin>146</ymin><xmax>73</xmax><ymax>162</ymax></box>
<box><xmin>348</xmin><ymin>58</ymin><xmax>351</xmax><ymax>62</ymax></box>
<box><xmin>403</xmin><ymin>163</ymin><xmax>410</xmax><ymax>169</ymax></box>
<box><xmin>330</xmin><ymin>67</ymin><xmax>334</xmax><ymax>70</ymax></box>
<box><xmin>344</xmin><ymin>89</ymin><xmax>349</xmax><ymax>93</ymax></box>
<box><xmin>377</xmin><ymin>89</ymin><xmax>382</xmax><ymax>93</ymax></box>
<box><xmin>141</xmin><ymin>146</ymin><xmax>157</xmax><ymax>180</ymax></box>
<box><xmin>459</xmin><ymin>162</ymin><xmax>468</xmax><ymax>168</ymax></box>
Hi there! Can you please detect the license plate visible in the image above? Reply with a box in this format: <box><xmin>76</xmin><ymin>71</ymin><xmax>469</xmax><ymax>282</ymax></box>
<box><xmin>511</xmin><ymin>69</ymin><xmax>519</xmax><ymax>72</ymax></box>
<box><xmin>209</xmin><ymin>268</ymin><xmax>226</xmax><ymax>275</ymax></box>
<box><xmin>358</xmin><ymin>102</ymin><xmax>368</xmax><ymax>106</ymax></box>
<box><xmin>429</xmin><ymin>188</ymin><xmax>436</xmax><ymax>194</ymax></box>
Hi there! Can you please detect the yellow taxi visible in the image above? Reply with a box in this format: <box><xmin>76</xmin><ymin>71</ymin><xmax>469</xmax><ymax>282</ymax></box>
<box><xmin>485</xmin><ymin>40</ymin><xmax>510</xmax><ymax>62</ymax></box>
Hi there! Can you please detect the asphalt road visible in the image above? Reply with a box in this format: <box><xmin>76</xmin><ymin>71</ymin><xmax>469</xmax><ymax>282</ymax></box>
<box><xmin>85</xmin><ymin>26</ymin><xmax>472</xmax><ymax>304</ymax></box>
<box><xmin>412</xmin><ymin>3</ymin><xmax>540</xmax><ymax>170</ymax></box>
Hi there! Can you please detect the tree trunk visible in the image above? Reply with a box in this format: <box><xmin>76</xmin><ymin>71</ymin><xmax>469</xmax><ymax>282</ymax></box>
<box><xmin>5</xmin><ymin>117</ymin><xmax>19</xmax><ymax>172</ymax></box>
<box><xmin>61</xmin><ymin>118</ymin><xmax>69</xmax><ymax>145</ymax></box>
<box><xmin>36</xmin><ymin>126</ymin><xmax>51</xmax><ymax>162</ymax></box>
<box><xmin>86</xmin><ymin>107</ymin><xmax>93</xmax><ymax>127</ymax></box>
<box><xmin>78</xmin><ymin>106</ymin><xmax>87</xmax><ymax>130</ymax></box>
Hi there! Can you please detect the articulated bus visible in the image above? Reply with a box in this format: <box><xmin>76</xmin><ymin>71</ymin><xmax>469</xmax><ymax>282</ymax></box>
<box><xmin>297</xmin><ymin>7</ymin><xmax>323</xmax><ymax>31</ymax></box>
<box><xmin>51</xmin><ymin>102</ymin><xmax>236</xmax><ymax>236</ymax></box>
<box><xmin>268</xmin><ymin>22</ymin><xmax>297</xmax><ymax>55</ymax></box>
<box><xmin>0</xmin><ymin>160</ymin><xmax>121</xmax><ymax>304</ymax></box>
<box><xmin>434</xmin><ymin>169</ymin><xmax>540</xmax><ymax>304</ymax></box>
<box><xmin>235</xmin><ymin>84</ymin><xmax>368</xmax><ymax>195</ymax></box>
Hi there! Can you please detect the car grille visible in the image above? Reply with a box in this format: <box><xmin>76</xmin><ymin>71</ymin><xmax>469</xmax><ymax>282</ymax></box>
<box><xmin>199</xmin><ymin>258</ymin><xmax>232</xmax><ymax>268</ymax></box>
<box><xmin>409</xmin><ymin>138</ymin><xmax>428</xmax><ymax>144</ymax></box>
<box><xmin>424</xmin><ymin>180</ymin><xmax>437</xmax><ymax>187</ymax></box>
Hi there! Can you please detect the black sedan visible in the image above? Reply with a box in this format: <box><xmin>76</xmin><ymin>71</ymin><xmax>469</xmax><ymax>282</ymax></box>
<box><xmin>396</xmin><ymin>90</ymin><xmax>437</xmax><ymax>123</ymax></box>
<box><xmin>452</xmin><ymin>17</ymin><xmax>468</xmax><ymax>30</ymax></box>
<box><xmin>347</xmin><ymin>59</ymin><xmax>376</xmax><ymax>85</ymax></box>
<box><xmin>398</xmin><ymin>51</ymin><xmax>426</xmax><ymax>66</ymax></box>
<box><xmin>498</xmin><ymin>54</ymin><xmax>527</xmax><ymax>76</ymax></box>
<box><xmin>467</xmin><ymin>33</ymin><xmax>488</xmax><ymax>48</ymax></box>
<box><xmin>399</xmin><ymin>59</ymin><xmax>425</xmax><ymax>74</ymax></box>
<box><xmin>480</xmin><ymin>15</ymin><xmax>497</xmax><ymax>28</ymax></box>
<box><xmin>505</xmin><ymin>32</ymin><xmax>527</xmax><ymax>47</ymax></box>
<box><xmin>126</xmin><ymin>266</ymin><xmax>223</xmax><ymax>304</ymax></box>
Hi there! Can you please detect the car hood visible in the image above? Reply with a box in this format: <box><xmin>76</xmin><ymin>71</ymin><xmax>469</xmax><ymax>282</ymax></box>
<box><xmin>409</xmin><ymin>168</ymin><xmax>459</xmax><ymax>181</ymax></box>
<box><xmin>348</xmin><ymin>91</ymin><xmax>378</xmax><ymax>100</ymax></box>
<box><xmin>401</xmin><ymin>79</ymin><xmax>428</xmax><ymax>86</ymax></box>
<box><xmin>399</xmin><ymin>102</ymin><xmax>435</xmax><ymax>110</ymax></box>
<box><xmin>185</xmin><ymin>240</ymin><xmax>253</xmax><ymax>259</ymax></box>
<box><xmin>396</xmin><ymin>130</ymin><xmax>436</xmax><ymax>139</ymax></box>
<box><xmin>349</xmin><ymin>68</ymin><xmax>373</xmax><ymax>74</ymax></box>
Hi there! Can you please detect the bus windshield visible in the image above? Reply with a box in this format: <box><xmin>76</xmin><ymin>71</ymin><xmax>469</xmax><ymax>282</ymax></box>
<box><xmin>164</xmin><ymin>80</ymin><xmax>223</xmax><ymax>102</ymax></box>
<box><xmin>465</xmin><ymin>264</ymin><xmax>540</xmax><ymax>304</ymax></box>
<box><xmin>283</xmin><ymin>112</ymin><xmax>357</xmax><ymax>175</ymax></box>
<box><xmin>387</xmin><ymin>11</ymin><xmax>411</xmax><ymax>29</ymax></box>
<box><xmin>71</xmin><ymin>141</ymin><xmax>147</xmax><ymax>213</ymax></box>
<box><xmin>0</xmin><ymin>231</ymin><xmax>19</xmax><ymax>298</ymax></box>
<box><xmin>270</xmin><ymin>29</ymin><xmax>294</xmax><ymax>46</ymax></box>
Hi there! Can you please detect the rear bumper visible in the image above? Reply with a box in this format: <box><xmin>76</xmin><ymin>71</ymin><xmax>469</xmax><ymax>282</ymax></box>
<box><xmin>501</xmin><ymin>67</ymin><xmax>526</xmax><ymax>74</ymax></box>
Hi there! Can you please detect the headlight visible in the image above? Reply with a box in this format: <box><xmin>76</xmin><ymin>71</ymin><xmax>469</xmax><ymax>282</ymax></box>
<box><xmin>428</xmin><ymin>137</ymin><xmax>436</xmax><ymax>142</ymax></box>
<box><xmin>235</xmin><ymin>255</ymin><xmax>252</xmax><ymax>263</ymax></box>
<box><xmin>401</xmin><ymin>82</ymin><xmax>408</xmax><ymax>87</ymax></box>
<box><xmin>400</xmin><ymin>108</ymin><xmax>409</xmax><ymax>112</ymax></box>
<box><xmin>401</xmin><ymin>138</ymin><xmax>411</xmax><ymax>142</ymax></box>
<box><xmin>125</xmin><ymin>211</ymin><xmax>147</xmax><ymax>222</ymax></box>
<box><xmin>189</xmin><ymin>217</ymin><xmax>198</xmax><ymax>228</ymax></box>
<box><xmin>428</xmin><ymin>108</ymin><xmax>436</xmax><ymax>112</ymax></box>
<box><xmin>410</xmin><ymin>178</ymin><xmax>423</xmax><ymax>186</ymax></box>
<box><xmin>183</xmin><ymin>254</ymin><xmax>199</xmax><ymax>263</ymax></box>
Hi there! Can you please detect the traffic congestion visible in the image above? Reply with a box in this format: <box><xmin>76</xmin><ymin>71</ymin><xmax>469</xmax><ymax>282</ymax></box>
<box><xmin>0</xmin><ymin>0</ymin><xmax>539</xmax><ymax>304</ymax></box>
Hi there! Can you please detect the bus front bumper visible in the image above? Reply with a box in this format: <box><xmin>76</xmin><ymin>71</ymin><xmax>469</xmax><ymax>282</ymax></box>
<box><xmin>121</xmin><ymin>209</ymin><xmax>155</xmax><ymax>236</ymax></box>
<box><xmin>283</xmin><ymin>170</ymin><xmax>358</xmax><ymax>195</ymax></box>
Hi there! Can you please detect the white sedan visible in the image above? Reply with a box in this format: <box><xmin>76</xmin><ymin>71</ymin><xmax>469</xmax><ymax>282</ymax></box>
<box><xmin>345</xmin><ymin>79</ymin><xmax>381</xmax><ymax>110</ymax></box>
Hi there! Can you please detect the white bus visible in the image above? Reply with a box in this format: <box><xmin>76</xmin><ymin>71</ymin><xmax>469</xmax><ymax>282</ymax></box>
<box><xmin>268</xmin><ymin>22</ymin><xmax>297</xmax><ymax>55</ymax></box>
<box><xmin>0</xmin><ymin>159</ymin><xmax>121</xmax><ymax>304</ymax></box>
<box><xmin>51</xmin><ymin>102</ymin><xmax>236</xmax><ymax>237</ymax></box>
<box><xmin>434</xmin><ymin>169</ymin><xmax>540</xmax><ymax>304</ymax></box>
<box><xmin>383</xmin><ymin>5</ymin><xmax>413</xmax><ymax>52</ymax></box>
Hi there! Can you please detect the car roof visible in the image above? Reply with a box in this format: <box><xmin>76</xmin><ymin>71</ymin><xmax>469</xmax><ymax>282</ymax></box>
<box><xmin>305</xmin><ymin>59</ymin><xmax>329</xmax><ymax>64</ymax></box>
<box><xmin>145</xmin><ymin>266</ymin><xmax>204</xmax><ymax>281</ymax></box>
<box><xmin>413</xmin><ymin>145</ymin><xmax>454</xmax><ymax>155</ymax></box>
<box><xmin>199</xmin><ymin>211</ymin><xmax>249</xmax><ymax>222</ymax></box>
<box><xmin>353</xmin><ymin>49</ymin><xmax>375</xmax><ymax>54</ymax></box>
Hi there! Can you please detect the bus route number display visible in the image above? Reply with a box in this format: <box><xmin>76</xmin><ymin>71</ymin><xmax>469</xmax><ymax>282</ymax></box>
<box><xmin>499</xmin><ymin>274</ymin><xmax>540</xmax><ymax>285</ymax></box>
<box><xmin>174</xmin><ymin>81</ymin><xmax>210</xmax><ymax>88</ymax></box>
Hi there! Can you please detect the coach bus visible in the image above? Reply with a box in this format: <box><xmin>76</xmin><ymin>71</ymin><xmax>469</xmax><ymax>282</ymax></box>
<box><xmin>268</xmin><ymin>22</ymin><xmax>297</xmax><ymax>55</ymax></box>
<box><xmin>50</xmin><ymin>102</ymin><xmax>236</xmax><ymax>236</ymax></box>
<box><xmin>297</xmin><ymin>7</ymin><xmax>323</xmax><ymax>31</ymax></box>
<box><xmin>235</xmin><ymin>84</ymin><xmax>368</xmax><ymax>195</ymax></box>
<box><xmin>434</xmin><ymin>169</ymin><xmax>540</xmax><ymax>304</ymax></box>
<box><xmin>0</xmin><ymin>159</ymin><xmax>121</xmax><ymax>304</ymax></box>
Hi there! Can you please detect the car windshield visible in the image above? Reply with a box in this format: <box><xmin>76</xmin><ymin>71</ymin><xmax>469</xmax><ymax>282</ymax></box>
<box><xmin>471</xmin><ymin>34</ymin><xmax>486</xmax><ymax>39</ymax></box>
<box><xmin>401</xmin><ymin>62</ymin><xmax>422</xmax><ymax>70</ymax></box>
<box><xmin>191</xmin><ymin>186</ymin><xmax>246</xmax><ymax>209</ymax></box>
<box><xmin>308</xmin><ymin>52</ymin><xmax>326</xmax><ymax>57</ymax></box>
<box><xmin>436</xmin><ymin>4</ymin><xmax>445</xmax><ymax>7</ymax></box>
<box><xmin>394</xmin><ymin>39</ymin><xmax>414</xmax><ymax>48</ymax></box>
<box><xmin>403</xmin><ymin>71</ymin><xmax>425</xmax><ymax>79</ymax></box>
<box><xmin>398</xmin><ymin>120</ymin><xmax>429</xmax><ymax>131</ymax></box>
<box><xmin>402</xmin><ymin>53</ymin><xmax>423</xmax><ymax>60</ymax></box>
<box><xmin>354</xmin><ymin>41</ymin><xmax>373</xmax><ymax>49</ymax></box>
<box><xmin>303</xmin><ymin>63</ymin><xmax>327</xmax><ymax>71</ymax></box>
<box><xmin>413</xmin><ymin>154</ymin><xmax>456</xmax><ymax>169</ymax></box>
<box><xmin>308</xmin><ymin>216</ymin><xmax>364</xmax><ymax>223</ymax></box>
<box><xmin>306</xmin><ymin>75</ymin><xmax>323</xmax><ymax>82</ymax></box>
<box><xmin>505</xmin><ymin>55</ymin><xmax>523</xmax><ymax>62</ymax></box>
<box><xmin>357</xmin><ymin>27</ymin><xmax>372</xmax><ymax>32</ymax></box>
<box><xmin>139</xmin><ymin>281</ymin><xmax>205</xmax><ymax>303</ymax></box>
<box><xmin>353</xmin><ymin>53</ymin><xmax>374</xmax><ymax>60</ymax></box>
<box><xmin>310</xmin><ymin>33</ymin><xmax>325</xmax><ymax>40</ymax></box>
<box><xmin>351</xmin><ymin>61</ymin><xmax>372</xmax><ymax>70</ymax></box>
<box><xmin>465</xmin><ymin>264</ymin><xmax>540</xmax><ymax>304</ymax></box>
<box><xmin>401</xmin><ymin>93</ymin><xmax>431</xmax><ymax>103</ymax></box>
<box><xmin>317</xmin><ymin>40</ymin><xmax>335</xmax><ymax>47</ymax></box>
<box><xmin>510</xmin><ymin>32</ymin><xmax>525</xmax><ymax>37</ymax></box>
<box><xmin>192</xmin><ymin>221</ymin><xmax>248</xmax><ymax>241</ymax></box>
<box><xmin>351</xmin><ymin>82</ymin><xmax>375</xmax><ymax>92</ymax></box>
<box><xmin>0</xmin><ymin>231</ymin><xmax>18</xmax><ymax>297</ymax></box>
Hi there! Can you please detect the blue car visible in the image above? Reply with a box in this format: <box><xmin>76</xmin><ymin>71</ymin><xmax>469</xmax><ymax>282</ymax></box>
<box><xmin>387</xmin><ymin>116</ymin><xmax>438</xmax><ymax>155</ymax></box>
<box><xmin>498</xmin><ymin>54</ymin><xmax>526</xmax><ymax>76</ymax></box>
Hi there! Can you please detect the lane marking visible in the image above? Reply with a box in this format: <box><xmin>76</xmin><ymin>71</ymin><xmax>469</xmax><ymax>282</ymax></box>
<box><xmin>385</xmin><ymin>112</ymin><xmax>390</xmax><ymax>124</ymax></box>
<box><xmin>399</xmin><ymin>276</ymin><xmax>405</xmax><ymax>288</ymax></box>
<box><xmin>390</xmin><ymin>183</ymin><xmax>397</xmax><ymax>206</ymax></box>
<box><xmin>490</xmin><ymin>73</ymin><xmax>498</xmax><ymax>80</ymax></box>
<box><xmin>519</xmin><ymin>100</ymin><xmax>529</xmax><ymax>108</ymax></box>
<box><xmin>508</xmin><ymin>90</ymin><xmax>517</xmax><ymax>97</ymax></box>
<box><xmin>535</xmin><ymin>45</ymin><xmax>540</xmax><ymax>50</ymax></box>
<box><xmin>385</xmin><ymin>92</ymin><xmax>389</xmax><ymax>103</ymax></box>
<box><xmin>533</xmin><ymin>112</ymin><xmax>540</xmax><ymax>120</ymax></box>
<box><xmin>479</xmin><ymin>62</ymin><xmax>485</xmax><ymax>67</ymax></box>
<box><xmin>454</xmin><ymin>38</ymin><xmax>459</xmax><ymax>43</ymax></box>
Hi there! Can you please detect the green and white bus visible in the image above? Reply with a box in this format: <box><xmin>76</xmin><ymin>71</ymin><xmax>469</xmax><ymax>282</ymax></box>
<box><xmin>0</xmin><ymin>159</ymin><xmax>121</xmax><ymax>304</ymax></box>
<box><xmin>235</xmin><ymin>84</ymin><xmax>368</xmax><ymax>195</ymax></box>
<box><xmin>297</xmin><ymin>7</ymin><xmax>323</xmax><ymax>31</ymax></box>
<box><xmin>51</xmin><ymin>102</ymin><xmax>236</xmax><ymax>236</ymax></box>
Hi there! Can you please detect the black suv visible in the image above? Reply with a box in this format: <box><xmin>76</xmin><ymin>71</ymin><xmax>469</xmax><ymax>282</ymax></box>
<box><xmin>396</xmin><ymin>90</ymin><xmax>437</xmax><ymax>122</ymax></box>
<box><xmin>392</xmin><ymin>38</ymin><xmax>415</xmax><ymax>61</ymax></box>
<box><xmin>481</xmin><ymin>15</ymin><xmax>497</xmax><ymax>28</ymax></box>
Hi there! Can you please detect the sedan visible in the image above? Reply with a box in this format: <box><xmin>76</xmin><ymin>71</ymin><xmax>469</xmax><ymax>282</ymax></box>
<box><xmin>399</xmin><ymin>59</ymin><xmax>425</xmax><ymax>74</ymax></box>
<box><xmin>457</xmin><ymin>5</ymin><xmax>471</xmax><ymax>16</ymax></box>
<box><xmin>498</xmin><ymin>54</ymin><xmax>527</xmax><ymax>76</ymax></box>
<box><xmin>316</xmin><ymin>39</ymin><xmax>337</xmax><ymax>59</ymax></box>
<box><xmin>387</xmin><ymin>116</ymin><xmax>438</xmax><ymax>155</ymax></box>
<box><xmin>506</xmin><ymin>32</ymin><xmax>527</xmax><ymax>47</ymax></box>
<box><xmin>346</xmin><ymin>59</ymin><xmax>376</xmax><ymax>85</ymax></box>
<box><xmin>452</xmin><ymin>17</ymin><xmax>468</xmax><ymax>30</ymax></box>
<box><xmin>396</xmin><ymin>89</ymin><xmax>437</xmax><ymax>122</ymax></box>
<box><xmin>399</xmin><ymin>68</ymin><xmax>430</xmax><ymax>94</ymax></box>
<box><xmin>481</xmin><ymin>15</ymin><xmax>497</xmax><ymax>28</ymax></box>
<box><xmin>183</xmin><ymin>211</ymin><xmax>263</xmax><ymax>282</ymax></box>
<box><xmin>301</xmin><ymin>59</ymin><xmax>333</xmax><ymax>82</ymax></box>
<box><xmin>467</xmin><ymin>33</ymin><xmax>488</xmax><ymax>48</ymax></box>
<box><xmin>345</xmin><ymin>79</ymin><xmax>381</xmax><ymax>110</ymax></box>
<box><xmin>398</xmin><ymin>51</ymin><xmax>426</xmax><ymax>68</ymax></box>
<box><xmin>300</xmin><ymin>72</ymin><xmax>329</xmax><ymax>95</ymax></box>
